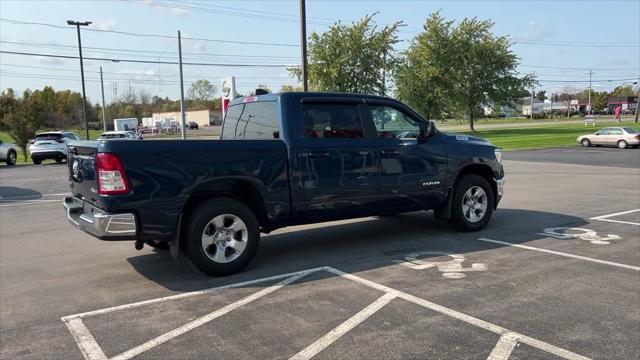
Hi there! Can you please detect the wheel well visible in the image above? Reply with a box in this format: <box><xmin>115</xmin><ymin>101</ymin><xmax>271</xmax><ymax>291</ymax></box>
<box><xmin>454</xmin><ymin>164</ymin><xmax>497</xmax><ymax>203</ymax></box>
<box><xmin>178</xmin><ymin>180</ymin><xmax>268</xmax><ymax>248</ymax></box>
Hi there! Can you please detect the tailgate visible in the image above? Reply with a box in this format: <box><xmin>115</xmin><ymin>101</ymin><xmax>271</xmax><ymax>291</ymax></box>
<box><xmin>67</xmin><ymin>141</ymin><xmax>101</xmax><ymax>202</ymax></box>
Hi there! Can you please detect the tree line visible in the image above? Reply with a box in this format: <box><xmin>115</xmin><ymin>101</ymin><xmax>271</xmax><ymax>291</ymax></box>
<box><xmin>0</xmin><ymin>79</ymin><xmax>221</xmax><ymax>159</ymax></box>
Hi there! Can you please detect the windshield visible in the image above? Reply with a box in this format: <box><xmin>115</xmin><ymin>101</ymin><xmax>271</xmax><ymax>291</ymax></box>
<box><xmin>99</xmin><ymin>133</ymin><xmax>126</xmax><ymax>139</ymax></box>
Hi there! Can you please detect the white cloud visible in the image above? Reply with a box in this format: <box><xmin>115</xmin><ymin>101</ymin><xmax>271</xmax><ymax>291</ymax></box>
<box><xmin>521</xmin><ymin>20</ymin><xmax>553</xmax><ymax>41</ymax></box>
<box><xmin>39</xmin><ymin>57</ymin><xmax>64</xmax><ymax>65</ymax></box>
<box><xmin>170</xmin><ymin>7</ymin><xmax>189</xmax><ymax>16</ymax></box>
<box><xmin>93</xmin><ymin>19</ymin><xmax>116</xmax><ymax>31</ymax></box>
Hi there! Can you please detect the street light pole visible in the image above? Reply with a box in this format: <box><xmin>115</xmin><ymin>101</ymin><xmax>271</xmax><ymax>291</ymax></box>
<box><xmin>177</xmin><ymin>30</ymin><xmax>186</xmax><ymax>140</ymax></box>
<box><xmin>100</xmin><ymin>66</ymin><xmax>107</xmax><ymax>132</ymax></box>
<box><xmin>67</xmin><ymin>20</ymin><xmax>92</xmax><ymax>139</ymax></box>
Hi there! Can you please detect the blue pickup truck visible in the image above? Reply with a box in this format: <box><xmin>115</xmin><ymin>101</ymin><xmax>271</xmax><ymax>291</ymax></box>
<box><xmin>64</xmin><ymin>92</ymin><xmax>504</xmax><ymax>276</ymax></box>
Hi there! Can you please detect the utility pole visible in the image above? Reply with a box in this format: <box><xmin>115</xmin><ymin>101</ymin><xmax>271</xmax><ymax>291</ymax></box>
<box><xmin>300</xmin><ymin>0</ymin><xmax>308</xmax><ymax>91</ymax></box>
<box><xmin>529</xmin><ymin>85</ymin><xmax>534</xmax><ymax>119</ymax></box>
<box><xmin>178</xmin><ymin>30</ymin><xmax>186</xmax><ymax>140</ymax></box>
<box><xmin>67</xmin><ymin>20</ymin><xmax>92</xmax><ymax>139</ymax></box>
<box><xmin>587</xmin><ymin>68</ymin><xmax>593</xmax><ymax>115</ymax></box>
<box><xmin>100</xmin><ymin>66</ymin><xmax>107</xmax><ymax>132</ymax></box>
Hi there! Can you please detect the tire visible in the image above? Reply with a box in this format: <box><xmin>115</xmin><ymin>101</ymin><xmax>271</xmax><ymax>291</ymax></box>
<box><xmin>451</xmin><ymin>174</ymin><xmax>495</xmax><ymax>232</ymax></box>
<box><xmin>5</xmin><ymin>150</ymin><xmax>17</xmax><ymax>166</ymax></box>
<box><xmin>184</xmin><ymin>198</ymin><xmax>260</xmax><ymax>276</ymax></box>
<box><xmin>55</xmin><ymin>157</ymin><xmax>64</xmax><ymax>163</ymax></box>
<box><xmin>617</xmin><ymin>140</ymin><xmax>628</xmax><ymax>149</ymax></box>
<box><xmin>32</xmin><ymin>158</ymin><xmax>42</xmax><ymax>165</ymax></box>
<box><xmin>145</xmin><ymin>239</ymin><xmax>170</xmax><ymax>250</ymax></box>
<box><xmin>581</xmin><ymin>138</ymin><xmax>591</xmax><ymax>147</ymax></box>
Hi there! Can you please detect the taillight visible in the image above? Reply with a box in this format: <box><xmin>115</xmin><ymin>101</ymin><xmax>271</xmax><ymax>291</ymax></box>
<box><xmin>97</xmin><ymin>153</ymin><xmax>131</xmax><ymax>195</ymax></box>
<box><xmin>635</xmin><ymin>134</ymin><xmax>640</xmax><ymax>140</ymax></box>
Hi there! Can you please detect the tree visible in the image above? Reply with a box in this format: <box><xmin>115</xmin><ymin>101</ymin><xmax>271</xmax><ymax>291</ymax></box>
<box><xmin>592</xmin><ymin>91</ymin><xmax>609</xmax><ymax>112</ymax></box>
<box><xmin>395</xmin><ymin>12</ymin><xmax>455</xmax><ymax>120</ymax></box>
<box><xmin>5</xmin><ymin>91</ymin><xmax>47</xmax><ymax>161</ymax></box>
<box><xmin>395</xmin><ymin>13</ymin><xmax>533</xmax><ymax>130</ymax></box>
<box><xmin>612</xmin><ymin>85</ymin><xmax>635</xmax><ymax>97</ymax></box>
<box><xmin>535</xmin><ymin>90</ymin><xmax>547</xmax><ymax>102</ymax></box>
<box><xmin>280</xmin><ymin>85</ymin><xmax>304</xmax><ymax>92</ymax></box>
<box><xmin>188</xmin><ymin>79</ymin><xmax>216</xmax><ymax>102</ymax></box>
<box><xmin>290</xmin><ymin>14</ymin><xmax>403</xmax><ymax>95</ymax></box>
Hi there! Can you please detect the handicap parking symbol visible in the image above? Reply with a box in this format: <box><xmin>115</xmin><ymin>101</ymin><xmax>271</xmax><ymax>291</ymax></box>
<box><xmin>395</xmin><ymin>251</ymin><xmax>487</xmax><ymax>279</ymax></box>
<box><xmin>540</xmin><ymin>227</ymin><xmax>621</xmax><ymax>245</ymax></box>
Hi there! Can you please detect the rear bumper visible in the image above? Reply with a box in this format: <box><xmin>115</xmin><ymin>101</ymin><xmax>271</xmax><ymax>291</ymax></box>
<box><xmin>63</xmin><ymin>196</ymin><xmax>137</xmax><ymax>240</ymax></box>
<box><xmin>31</xmin><ymin>150</ymin><xmax>66</xmax><ymax>160</ymax></box>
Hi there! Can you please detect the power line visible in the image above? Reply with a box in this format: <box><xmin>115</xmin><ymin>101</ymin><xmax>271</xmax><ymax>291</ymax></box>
<box><xmin>0</xmin><ymin>39</ymin><xmax>298</xmax><ymax>59</ymax></box>
<box><xmin>0</xmin><ymin>64</ymin><xmax>294</xmax><ymax>80</ymax></box>
<box><xmin>0</xmin><ymin>18</ymin><xmax>300</xmax><ymax>47</ymax></box>
<box><xmin>0</xmin><ymin>50</ymin><xmax>300</xmax><ymax>67</ymax></box>
<box><xmin>520</xmin><ymin>64</ymin><xmax>640</xmax><ymax>71</ymax></box>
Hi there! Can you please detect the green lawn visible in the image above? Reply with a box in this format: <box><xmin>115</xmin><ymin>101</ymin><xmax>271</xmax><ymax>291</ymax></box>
<box><xmin>461</xmin><ymin>121</ymin><xmax>638</xmax><ymax>150</ymax></box>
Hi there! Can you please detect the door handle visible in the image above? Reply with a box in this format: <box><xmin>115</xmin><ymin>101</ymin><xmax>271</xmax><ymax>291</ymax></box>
<box><xmin>380</xmin><ymin>149</ymin><xmax>400</xmax><ymax>156</ymax></box>
<box><xmin>301</xmin><ymin>151</ymin><xmax>330</xmax><ymax>159</ymax></box>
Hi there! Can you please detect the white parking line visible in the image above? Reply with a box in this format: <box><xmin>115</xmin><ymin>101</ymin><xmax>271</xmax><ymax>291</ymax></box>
<box><xmin>64</xmin><ymin>318</ymin><xmax>108</xmax><ymax>360</ymax></box>
<box><xmin>590</xmin><ymin>209</ymin><xmax>640</xmax><ymax>226</ymax></box>
<box><xmin>478</xmin><ymin>238</ymin><xmax>640</xmax><ymax>271</ymax></box>
<box><xmin>487</xmin><ymin>332</ymin><xmax>519</xmax><ymax>360</ymax></box>
<box><xmin>0</xmin><ymin>199</ymin><xmax>61</xmax><ymax>207</ymax></box>
<box><xmin>289</xmin><ymin>292</ymin><xmax>397</xmax><ymax>360</ymax></box>
<box><xmin>62</xmin><ymin>266</ymin><xmax>592</xmax><ymax>360</ymax></box>
<box><xmin>110</xmin><ymin>271</ymin><xmax>312</xmax><ymax>360</ymax></box>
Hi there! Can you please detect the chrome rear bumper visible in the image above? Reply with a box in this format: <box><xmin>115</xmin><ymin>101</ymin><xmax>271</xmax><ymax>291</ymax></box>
<box><xmin>63</xmin><ymin>196</ymin><xmax>137</xmax><ymax>240</ymax></box>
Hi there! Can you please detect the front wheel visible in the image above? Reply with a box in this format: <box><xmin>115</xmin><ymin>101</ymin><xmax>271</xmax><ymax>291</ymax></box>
<box><xmin>5</xmin><ymin>150</ymin><xmax>17</xmax><ymax>166</ymax></box>
<box><xmin>581</xmin><ymin>138</ymin><xmax>591</xmax><ymax>147</ymax></box>
<box><xmin>185</xmin><ymin>198</ymin><xmax>259</xmax><ymax>276</ymax></box>
<box><xmin>32</xmin><ymin>158</ymin><xmax>42</xmax><ymax>165</ymax></box>
<box><xmin>451</xmin><ymin>175</ymin><xmax>495</xmax><ymax>232</ymax></box>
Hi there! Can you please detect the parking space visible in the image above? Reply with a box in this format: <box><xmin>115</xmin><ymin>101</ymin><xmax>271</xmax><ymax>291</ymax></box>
<box><xmin>1</xmin><ymin>151</ymin><xmax>639</xmax><ymax>359</ymax></box>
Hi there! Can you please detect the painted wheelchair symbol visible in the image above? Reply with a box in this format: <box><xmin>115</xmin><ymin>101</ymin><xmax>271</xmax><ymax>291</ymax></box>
<box><xmin>396</xmin><ymin>251</ymin><xmax>487</xmax><ymax>279</ymax></box>
<box><xmin>539</xmin><ymin>227</ymin><xmax>621</xmax><ymax>245</ymax></box>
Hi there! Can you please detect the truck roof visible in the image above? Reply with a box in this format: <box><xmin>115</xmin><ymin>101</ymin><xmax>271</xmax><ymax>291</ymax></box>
<box><xmin>229</xmin><ymin>92</ymin><xmax>393</xmax><ymax>106</ymax></box>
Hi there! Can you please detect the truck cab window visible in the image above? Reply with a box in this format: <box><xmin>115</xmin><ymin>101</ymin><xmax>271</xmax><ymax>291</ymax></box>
<box><xmin>368</xmin><ymin>105</ymin><xmax>421</xmax><ymax>139</ymax></box>
<box><xmin>241</xmin><ymin>101</ymin><xmax>281</xmax><ymax>140</ymax></box>
<box><xmin>221</xmin><ymin>104</ymin><xmax>244</xmax><ymax>140</ymax></box>
<box><xmin>302</xmin><ymin>103</ymin><xmax>363</xmax><ymax>139</ymax></box>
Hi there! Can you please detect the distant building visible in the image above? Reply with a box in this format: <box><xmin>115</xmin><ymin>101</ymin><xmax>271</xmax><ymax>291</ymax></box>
<box><xmin>151</xmin><ymin>109</ymin><xmax>223</xmax><ymax>127</ymax></box>
<box><xmin>522</xmin><ymin>100</ymin><xmax>569</xmax><ymax>115</ymax></box>
<box><xmin>607</xmin><ymin>96</ymin><xmax>638</xmax><ymax>113</ymax></box>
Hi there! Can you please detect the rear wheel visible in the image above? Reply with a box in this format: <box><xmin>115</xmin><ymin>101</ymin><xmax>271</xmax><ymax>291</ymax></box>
<box><xmin>32</xmin><ymin>158</ymin><xmax>42</xmax><ymax>165</ymax></box>
<box><xmin>55</xmin><ymin>157</ymin><xmax>64</xmax><ymax>163</ymax></box>
<box><xmin>581</xmin><ymin>138</ymin><xmax>591</xmax><ymax>147</ymax></box>
<box><xmin>617</xmin><ymin>140</ymin><xmax>628</xmax><ymax>149</ymax></box>
<box><xmin>451</xmin><ymin>175</ymin><xmax>495</xmax><ymax>232</ymax></box>
<box><xmin>5</xmin><ymin>150</ymin><xmax>16</xmax><ymax>166</ymax></box>
<box><xmin>184</xmin><ymin>198</ymin><xmax>259</xmax><ymax>276</ymax></box>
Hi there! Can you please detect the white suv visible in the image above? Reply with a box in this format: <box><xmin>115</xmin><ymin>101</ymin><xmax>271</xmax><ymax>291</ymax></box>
<box><xmin>29</xmin><ymin>131</ymin><xmax>82</xmax><ymax>164</ymax></box>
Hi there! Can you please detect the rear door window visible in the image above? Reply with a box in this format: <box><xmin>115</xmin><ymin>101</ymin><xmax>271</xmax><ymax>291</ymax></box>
<box><xmin>302</xmin><ymin>103</ymin><xmax>363</xmax><ymax>139</ymax></box>
<box><xmin>239</xmin><ymin>101</ymin><xmax>281</xmax><ymax>140</ymax></box>
<box><xmin>221</xmin><ymin>104</ymin><xmax>244</xmax><ymax>140</ymax></box>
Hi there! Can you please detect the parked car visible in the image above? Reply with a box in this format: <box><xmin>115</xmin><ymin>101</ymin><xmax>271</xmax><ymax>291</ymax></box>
<box><xmin>63</xmin><ymin>92</ymin><xmax>505</xmax><ymax>276</ymax></box>
<box><xmin>29</xmin><ymin>131</ymin><xmax>81</xmax><ymax>164</ymax></box>
<box><xmin>577</xmin><ymin>127</ymin><xmax>640</xmax><ymax>149</ymax></box>
<box><xmin>0</xmin><ymin>139</ymin><xmax>18</xmax><ymax>166</ymax></box>
<box><xmin>188</xmin><ymin>121</ymin><xmax>199</xmax><ymax>130</ymax></box>
<box><xmin>97</xmin><ymin>131</ymin><xmax>142</xmax><ymax>140</ymax></box>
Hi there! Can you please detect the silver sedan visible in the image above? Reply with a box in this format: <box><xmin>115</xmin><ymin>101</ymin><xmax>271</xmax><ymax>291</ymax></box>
<box><xmin>577</xmin><ymin>127</ymin><xmax>640</xmax><ymax>149</ymax></box>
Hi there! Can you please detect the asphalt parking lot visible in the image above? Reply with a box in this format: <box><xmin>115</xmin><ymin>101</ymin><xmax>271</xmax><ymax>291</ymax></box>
<box><xmin>1</xmin><ymin>147</ymin><xmax>639</xmax><ymax>360</ymax></box>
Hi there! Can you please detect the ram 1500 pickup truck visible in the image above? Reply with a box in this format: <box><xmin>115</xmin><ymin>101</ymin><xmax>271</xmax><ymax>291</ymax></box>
<box><xmin>64</xmin><ymin>92</ymin><xmax>504</xmax><ymax>276</ymax></box>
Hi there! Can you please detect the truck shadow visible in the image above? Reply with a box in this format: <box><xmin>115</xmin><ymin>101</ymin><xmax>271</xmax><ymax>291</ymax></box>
<box><xmin>126</xmin><ymin>208</ymin><xmax>588</xmax><ymax>292</ymax></box>
<box><xmin>0</xmin><ymin>186</ymin><xmax>42</xmax><ymax>201</ymax></box>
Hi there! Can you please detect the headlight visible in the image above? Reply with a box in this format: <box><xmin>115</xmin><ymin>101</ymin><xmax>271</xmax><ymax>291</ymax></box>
<box><xmin>494</xmin><ymin>149</ymin><xmax>503</xmax><ymax>164</ymax></box>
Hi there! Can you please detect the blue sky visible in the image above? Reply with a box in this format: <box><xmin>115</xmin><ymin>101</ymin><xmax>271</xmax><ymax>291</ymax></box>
<box><xmin>1</xmin><ymin>0</ymin><xmax>638</xmax><ymax>104</ymax></box>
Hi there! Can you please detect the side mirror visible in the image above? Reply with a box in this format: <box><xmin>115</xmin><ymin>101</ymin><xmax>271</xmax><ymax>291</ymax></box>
<box><xmin>419</xmin><ymin>121</ymin><xmax>437</xmax><ymax>142</ymax></box>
